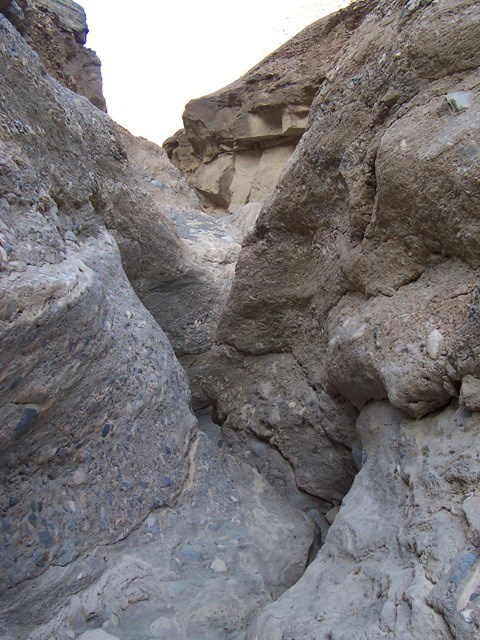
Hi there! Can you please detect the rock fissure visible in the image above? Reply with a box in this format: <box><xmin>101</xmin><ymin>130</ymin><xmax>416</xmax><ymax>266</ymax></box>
<box><xmin>2</xmin><ymin>0</ymin><xmax>480</xmax><ymax>638</ymax></box>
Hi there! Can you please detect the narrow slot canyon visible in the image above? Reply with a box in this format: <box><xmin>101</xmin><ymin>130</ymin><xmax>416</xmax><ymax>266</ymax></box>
<box><xmin>1</xmin><ymin>0</ymin><xmax>480</xmax><ymax>639</ymax></box>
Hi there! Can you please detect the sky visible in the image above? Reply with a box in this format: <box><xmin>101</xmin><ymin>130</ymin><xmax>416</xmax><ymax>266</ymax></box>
<box><xmin>79</xmin><ymin>0</ymin><xmax>350</xmax><ymax>145</ymax></box>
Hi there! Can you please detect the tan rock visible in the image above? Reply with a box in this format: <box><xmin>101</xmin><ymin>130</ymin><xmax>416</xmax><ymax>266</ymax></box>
<box><xmin>165</xmin><ymin>0</ymin><xmax>377</xmax><ymax>212</ymax></box>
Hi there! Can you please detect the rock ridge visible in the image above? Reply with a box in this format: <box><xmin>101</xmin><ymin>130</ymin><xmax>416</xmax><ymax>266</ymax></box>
<box><xmin>165</xmin><ymin>0</ymin><xmax>378</xmax><ymax>213</ymax></box>
<box><xmin>1</xmin><ymin>0</ymin><xmax>107</xmax><ymax>111</ymax></box>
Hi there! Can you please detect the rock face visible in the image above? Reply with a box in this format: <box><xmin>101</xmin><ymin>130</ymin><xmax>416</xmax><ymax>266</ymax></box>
<box><xmin>2</xmin><ymin>428</ymin><xmax>315</xmax><ymax>640</ymax></box>
<box><xmin>164</xmin><ymin>0</ymin><xmax>377</xmax><ymax>213</ymax></box>
<box><xmin>3</xmin><ymin>0</ymin><xmax>480</xmax><ymax>638</ymax></box>
<box><xmin>1</xmin><ymin>0</ymin><xmax>107</xmax><ymax>111</ymax></box>
<box><xmin>0</xmin><ymin>14</ymin><xmax>196</xmax><ymax>591</ymax></box>
<box><xmin>0</xmin><ymin>11</ymin><xmax>316</xmax><ymax>639</ymax></box>
<box><xmin>1</xmin><ymin>0</ymin><xmax>248</xmax><ymax>407</ymax></box>
<box><xmin>249</xmin><ymin>402</ymin><xmax>480</xmax><ymax>639</ymax></box>
<box><xmin>207</xmin><ymin>0</ymin><xmax>480</xmax><ymax>636</ymax></box>
<box><xmin>117</xmin><ymin>132</ymin><xmax>259</xmax><ymax>408</ymax></box>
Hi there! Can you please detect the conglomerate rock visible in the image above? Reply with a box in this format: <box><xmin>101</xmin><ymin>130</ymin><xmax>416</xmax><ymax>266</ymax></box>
<box><xmin>117</xmin><ymin>132</ymin><xmax>260</xmax><ymax>407</ymax></box>
<box><xmin>0</xmin><ymin>12</ymin><xmax>315</xmax><ymax>639</ymax></box>
<box><xmin>0</xmin><ymin>14</ymin><xmax>196</xmax><ymax>591</ymax></box>
<box><xmin>2</xmin><ymin>429</ymin><xmax>315</xmax><ymax>640</ymax></box>
<box><xmin>164</xmin><ymin>0</ymin><xmax>377</xmax><ymax>213</ymax></box>
<box><xmin>2</xmin><ymin>0</ymin><xmax>248</xmax><ymax>403</ymax></box>
<box><xmin>206</xmin><ymin>0</ymin><xmax>480</xmax><ymax>636</ymax></box>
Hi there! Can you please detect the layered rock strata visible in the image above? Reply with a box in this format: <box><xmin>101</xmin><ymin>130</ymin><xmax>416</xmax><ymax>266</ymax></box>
<box><xmin>164</xmin><ymin>0</ymin><xmax>377</xmax><ymax>213</ymax></box>
<box><xmin>207</xmin><ymin>0</ymin><xmax>480</xmax><ymax>636</ymax></box>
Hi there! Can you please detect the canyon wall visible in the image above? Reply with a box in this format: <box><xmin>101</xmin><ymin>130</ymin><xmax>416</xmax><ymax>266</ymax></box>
<box><xmin>0</xmin><ymin>9</ymin><xmax>315</xmax><ymax>639</ymax></box>
<box><xmin>1</xmin><ymin>0</ymin><xmax>106</xmax><ymax>111</ymax></box>
<box><xmin>1</xmin><ymin>0</ymin><xmax>480</xmax><ymax>638</ymax></box>
<box><xmin>0</xmin><ymin>13</ymin><xmax>196</xmax><ymax>590</ymax></box>
<box><xmin>206</xmin><ymin>0</ymin><xmax>480</xmax><ymax>637</ymax></box>
<box><xmin>164</xmin><ymin>0</ymin><xmax>377</xmax><ymax>213</ymax></box>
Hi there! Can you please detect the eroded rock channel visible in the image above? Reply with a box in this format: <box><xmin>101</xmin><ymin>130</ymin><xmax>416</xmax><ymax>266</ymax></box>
<box><xmin>1</xmin><ymin>0</ymin><xmax>480</xmax><ymax>639</ymax></box>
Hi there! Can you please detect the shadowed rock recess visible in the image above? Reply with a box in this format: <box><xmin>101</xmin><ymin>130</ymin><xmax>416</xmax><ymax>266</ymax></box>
<box><xmin>1</xmin><ymin>1</ymin><xmax>480</xmax><ymax>640</ymax></box>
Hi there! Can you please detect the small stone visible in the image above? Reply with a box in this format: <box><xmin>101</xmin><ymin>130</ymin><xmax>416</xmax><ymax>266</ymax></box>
<box><xmin>101</xmin><ymin>423</ymin><xmax>110</xmax><ymax>437</ymax></box>
<box><xmin>38</xmin><ymin>530</ymin><xmax>53</xmax><ymax>547</ymax></box>
<box><xmin>460</xmin><ymin>375</ymin><xmax>480</xmax><ymax>412</ymax></box>
<box><xmin>381</xmin><ymin>89</ymin><xmax>401</xmax><ymax>107</ymax></box>
<box><xmin>76</xmin><ymin>631</ymin><xmax>119</xmax><ymax>640</ymax></box>
<box><xmin>426</xmin><ymin>329</ymin><xmax>443</xmax><ymax>360</ymax></box>
<box><xmin>325</xmin><ymin>505</ymin><xmax>340</xmax><ymax>525</ymax></box>
<box><xmin>210</xmin><ymin>557</ymin><xmax>228</xmax><ymax>572</ymax></box>
<box><xmin>67</xmin><ymin>594</ymin><xmax>86</xmax><ymax>629</ymax></box>
<box><xmin>149</xmin><ymin>617</ymin><xmax>184</xmax><ymax>639</ymax></box>
<box><xmin>3</xmin><ymin>1</ymin><xmax>25</xmax><ymax>31</ymax></box>
<box><xmin>70</xmin><ymin>468</ymin><xmax>87</xmax><ymax>486</ymax></box>
<box><xmin>446</xmin><ymin>91</ymin><xmax>472</xmax><ymax>112</ymax></box>
<box><xmin>13</xmin><ymin>407</ymin><xmax>39</xmax><ymax>439</ymax></box>
<box><xmin>178</xmin><ymin>547</ymin><xmax>204</xmax><ymax>562</ymax></box>
<box><xmin>146</xmin><ymin>515</ymin><xmax>156</xmax><ymax>527</ymax></box>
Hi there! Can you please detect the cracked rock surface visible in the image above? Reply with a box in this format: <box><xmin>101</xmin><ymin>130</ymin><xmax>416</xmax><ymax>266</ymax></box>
<box><xmin>0</xmin><ymin>11</ymin><xmax>314</xmax><ymax>640</ymax></box>
<box><xmin>206</xmin><ymin>0</ymin><xmax>480</xmax><ymax>636</ymax></box>
<box><xmin>164</xmin><ymin>0</ymin><xmax>377</xmax><ymax>213</ymax></box>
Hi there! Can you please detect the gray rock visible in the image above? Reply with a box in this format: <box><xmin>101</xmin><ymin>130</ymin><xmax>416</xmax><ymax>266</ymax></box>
<box><xmin>460</xmin><ymin>375</ymin><xmax>480</xmax><ymax>411</ymax></box>
<box><xmin>2</xmin><ymin>1</ymin><xmax>24</xmax><ymax>31</ymax></box>
<box><xmin>0</xmin><ymin>17</ymin><xmax>195</xmax><ymax>594</ymax></box>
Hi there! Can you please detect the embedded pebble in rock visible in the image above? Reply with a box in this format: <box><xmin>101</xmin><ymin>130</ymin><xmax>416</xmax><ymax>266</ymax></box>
<box><xmin>460</xmin><ymin>375</ymin><xmax>480</xmax><ymax>411</ymax></box>
<box><xmin>426</xmin><ymin>329</ymin><xmax>443</xmax><ymax>360</ymax></box>
<box><xmin>210</xmin><ymin>557</ymin><xmax>228</xmax><ymax>573</ymax></box>
<box><xmin>149</xmin><ymin>617</ymin><xmax>185</xmax><ymax>640</ymax></box>
<box><xmin>446</xmin><ymin>91</ymin><xmax>472</xmax><ymax>111</ymax></box>
<box><xmin>76</xmin><ymin>631</ymin><xmax>119</xmax><ymax>640</ymax></box>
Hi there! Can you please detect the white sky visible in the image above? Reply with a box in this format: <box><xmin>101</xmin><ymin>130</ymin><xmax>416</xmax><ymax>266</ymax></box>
<box><xmin>79</xmin><ymin>0</ymin><xmax>349</xmax><ymax>145</ymax></box>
